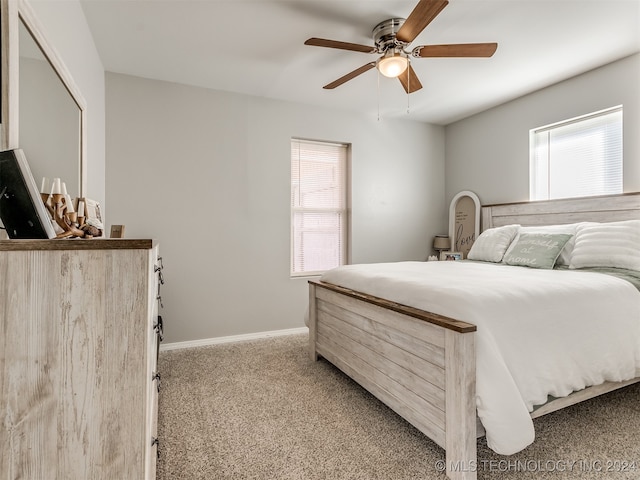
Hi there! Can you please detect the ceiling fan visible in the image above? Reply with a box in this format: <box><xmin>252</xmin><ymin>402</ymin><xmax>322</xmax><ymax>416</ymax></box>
<box><xmin>304</xmin><ymin>0</ymin><xmax>498</xmax><ymax>94</ymax></box>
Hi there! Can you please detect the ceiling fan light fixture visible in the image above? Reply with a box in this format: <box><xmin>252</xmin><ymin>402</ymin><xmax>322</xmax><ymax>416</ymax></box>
<box><xmin>377</xmin><ymin>51</ymin><xmax>408</xmax><ymax>78</ymax></box>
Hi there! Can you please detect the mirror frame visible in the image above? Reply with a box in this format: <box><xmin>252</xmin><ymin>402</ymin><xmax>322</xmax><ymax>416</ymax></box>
<box><xmin>1</xmin><ymin>0</ymin><xmax>87</xmax><ymax>197</ymax></box>
<box><xmin>1</xmin><ymin>0</ymin><xmax>19</xmax><ymax>151</ymax></box>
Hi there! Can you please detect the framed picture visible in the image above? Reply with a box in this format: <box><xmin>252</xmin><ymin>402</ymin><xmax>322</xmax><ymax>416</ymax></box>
<box><xmin>440</xmin><ymin>251</ymin><xmax>463</xmax><ymax>261</ymax></box>
<box><xmin>449</xmin><ymin>191</ymin><xmax>480</xmax><ymax>259</ymax></box>
<box><xmin>110</xmin><ymin>224</ymin><xmax>125</xmax><ymax>239</ymax></box>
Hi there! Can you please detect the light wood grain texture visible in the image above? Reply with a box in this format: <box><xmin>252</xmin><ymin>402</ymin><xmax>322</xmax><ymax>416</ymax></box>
<box><xmin>316</xmin><ymin>286</ymin><xmax>449</xmax><ymax>348</ymax></box>
<box><xmin>482</xmin><ymin>193</ymin><xmax>640</xmax><ymax>230</ymax></box>
<box><xmin>1</xmin><ymin>0</ymin><xmax>19</xmax><ymax>151</ymax></box>
<box><xmin>445</xmin><ymin>330</ymin><xmax>476</xmax><ymax>480</ymax></box>
<box><xmin>309</xmin><ymin>193</ymin><xmax>640</xmax><ymax>480</ymax></box>
<box><xmin>0</xmin><ymin>244</ymin><xmax>159</xmax><ymax>479</ymax></box>
<box><xmin>317</xmin><ymin>300</ymin><xmax>445</xmax><ymax>379</ymax></box>
<box><xmin>317</xmin><ymin>313</ymin><xmax>446</xmax><ymax>411</ymax></box>
<box><xmin>0</xmin><ymin>238</ymin><xmax>155</xmax><ymax>251</ymax></box>
<box><xmin>312</xmin><ymin>281</ymin><xmax>476</xmax><ymax>334</ymax></box>
<box><xmin>308</xmin><ymin>282</ymin><xmax>318</xmax><ymax>361</ymax></box>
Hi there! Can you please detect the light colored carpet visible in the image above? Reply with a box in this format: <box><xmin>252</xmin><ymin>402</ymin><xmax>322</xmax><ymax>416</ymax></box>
<box><xmin>157</xmin><ymin>333</ymin><xmax>640</xmax><ymax>479</ymax></box>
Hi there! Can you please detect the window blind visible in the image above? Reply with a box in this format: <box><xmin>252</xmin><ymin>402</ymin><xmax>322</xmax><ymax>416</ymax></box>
<box><xmin>530</xmin><ymin>106</ymin><xmax>622</xmax><ymax>201</ymax></box>
<box><xmin>291</xmin><ymin>139</ymin><xmax>348</xmax><ymax>276</ymax></box>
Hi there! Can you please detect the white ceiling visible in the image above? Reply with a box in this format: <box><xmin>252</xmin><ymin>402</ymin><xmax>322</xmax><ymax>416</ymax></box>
<box><xmin>79</xmin><ymin>0</ymin><xmax>640</xmax><ymax>125</ymax></box>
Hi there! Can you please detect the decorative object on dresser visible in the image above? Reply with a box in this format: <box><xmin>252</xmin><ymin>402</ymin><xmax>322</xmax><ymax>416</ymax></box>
<box><xmin>41</xmin><ymin>191</ymin><xmax>104</xmax><ymax>238</ymax></box>
<box><xmin>110</xmin><ymin>224</ymin><xmax>126</xmax><ymax>238</ymax></box>
<box><xmin>449</xmin><ymin>190</ymin><xmax>480</xmax><ymax>258</ymax></box>
<box><xmin>39</xmin><ymin>175</ymin><xmax>84</xmax><ymax>238</ymax></box>
<box><xmin>440</xmin><ymin>251</ymin><xmax>462</xmax><ymax>261</ymax></box>
<box><xmin>0</xmin><ymin>239</ymin><xmax>163</xmax><ymax>479</ymax></box>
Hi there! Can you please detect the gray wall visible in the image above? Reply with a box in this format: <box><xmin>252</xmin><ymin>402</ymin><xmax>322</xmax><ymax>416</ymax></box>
<box><xmin>445</xmin><ymin>53</ymin><xmax>640</xmax><ymax>206</ymax></box>
<box><xmin>105</xmin><ymin>73</ymin><xmax>446</xmax><ymax>343</ymax></box>
<box><xmin>30</xmin><ymin>3</ymin><xmax>638</xmax><ymax>345</ymax></box>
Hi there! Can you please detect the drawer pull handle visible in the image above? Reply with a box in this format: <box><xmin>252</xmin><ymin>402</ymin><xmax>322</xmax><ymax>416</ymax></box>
<box><xmin>154</xmin><ymin>315</ymin><xmax>164</xmax><ymax>342</ymax></box>
<box><xmin>151</xmin><ymin>437</ymin><xmax>160</xmax><ymax>458</ymax></box>
<box><xmin>155</xmin><ymin>257</ymin><xmax>165</xmax><ymax>284</ymax></box>
<box><xmin>152</xmin><ymin>372</ymin><xmax>161</xmax><ymax>392</ymax></box>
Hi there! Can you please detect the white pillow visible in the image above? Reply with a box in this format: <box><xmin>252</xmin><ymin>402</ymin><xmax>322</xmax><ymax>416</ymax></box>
<box><xmin>467</xmin><ymin>224</ymin><xmax>519</xmax><ymax>263</ymax></box>
<box><xmin>569</xmin><ymin>220</ymin><xmax>640</xmax><ymax>271</ymax></box>
<box><xmin>503</xmin><ymin>223</ymin><xmax>581</xmax><ymax>266</ymax></box>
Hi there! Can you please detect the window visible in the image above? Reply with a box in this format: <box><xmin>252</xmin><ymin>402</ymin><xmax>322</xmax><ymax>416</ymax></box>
<box><xmin>530</xmin><ymin>106</ymin><xmax>622</xmax><ymax>201</ymax></box>
<box><xmin>291</xmin><ymin>139</ymin><xmax>348</xmax><ymax>277</ymax></box>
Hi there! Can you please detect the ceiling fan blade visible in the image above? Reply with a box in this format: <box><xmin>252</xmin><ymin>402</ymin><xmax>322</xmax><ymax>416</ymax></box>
<box><xmin>305</xmin><ymin>38</ymin><xmax>377</xmax><ymax>54</ymax></box>
<box><xmin>323</xmin><ymin>62</ymin><xmax>377</xmax><ymax>89</ymax></box>
<box><xmin>396</xmin><ymin>0</ymin><xmax>449</xmax><ymax>44</ymax></box>
<box><xmin>398</xmin><ymin>64</ymin><xmax>423</xmax><ymax>94</ymax></box>
<box><xmin>412</xmin><ymin>43</ymin><xmax>498</xmax><ymax>58</ymax></box>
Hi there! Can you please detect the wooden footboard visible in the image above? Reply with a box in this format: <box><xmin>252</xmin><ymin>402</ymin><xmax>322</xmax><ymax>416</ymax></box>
<box><xmin>309</xmin><ymin>280</ymin><xmax>478</xmax><ymax>480</ymax></box>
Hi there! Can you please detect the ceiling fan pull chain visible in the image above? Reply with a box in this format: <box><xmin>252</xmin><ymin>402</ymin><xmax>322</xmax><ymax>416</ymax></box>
<box><xmin>377</xmin><ymin>68</ymin><xmax>381</xmax><ymax>122</ymax></box>
<box><xmin>407</xmin><ymin>58</ymin><xmax>411</xmax><ymax>114</ymax></box>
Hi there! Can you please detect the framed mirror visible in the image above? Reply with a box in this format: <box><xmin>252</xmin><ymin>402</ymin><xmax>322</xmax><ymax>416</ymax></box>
<box><xmin>0</xmin><ymin>0</ymin><xmax>87</xmax><ymax>197</ymax></box>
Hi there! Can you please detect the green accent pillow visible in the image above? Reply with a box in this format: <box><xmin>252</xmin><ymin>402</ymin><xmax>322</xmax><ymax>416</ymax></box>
<box><xmin>503</xmin><ymin>233</ymin><xmax>573</xmax><ymax>269</ymax></box>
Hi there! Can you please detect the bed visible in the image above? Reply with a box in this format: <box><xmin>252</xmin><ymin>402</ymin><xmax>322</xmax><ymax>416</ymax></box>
<box><xmin>307</xmin><ymin>193</ymin><xmax>640</xmax><ymax>480</ymax></box>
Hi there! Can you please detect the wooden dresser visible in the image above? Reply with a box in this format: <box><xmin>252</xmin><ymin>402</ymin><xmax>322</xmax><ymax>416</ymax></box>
<box><xmin>0</xmin><ymin>239</ymin><xmax>162</xmax><ymax>479</ymax></box>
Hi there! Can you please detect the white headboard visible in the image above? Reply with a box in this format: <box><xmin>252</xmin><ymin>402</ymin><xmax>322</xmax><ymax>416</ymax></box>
<box><xmin>481</xmin><ymin>193</ymin><xmax>640</xmax><ymax>231</ymax></box>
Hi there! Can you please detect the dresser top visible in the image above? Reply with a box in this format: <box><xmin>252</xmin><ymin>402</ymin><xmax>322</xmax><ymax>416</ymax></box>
<box><xmin>0</xmin><ymin>239</ymin><xmax>155</xmax><ymax>251</ymax></box>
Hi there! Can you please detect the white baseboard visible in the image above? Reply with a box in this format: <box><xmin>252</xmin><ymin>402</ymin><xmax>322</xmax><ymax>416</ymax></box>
<box><xmin>160</xmin><ymin>326</ymin><xmax>309</xmax><ymax>351</ymax></box>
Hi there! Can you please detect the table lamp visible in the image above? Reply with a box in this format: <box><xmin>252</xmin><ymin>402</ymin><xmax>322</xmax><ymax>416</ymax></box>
<box><xmin>433</xmin><ymin>235</ymin><xmax>451</xmax><ymax>257</ymax></box>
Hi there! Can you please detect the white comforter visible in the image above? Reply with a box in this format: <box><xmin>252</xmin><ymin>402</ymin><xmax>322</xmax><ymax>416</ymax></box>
<box><xmin>319</xmin><ymin>261</ymin><xmax>640</xmax><ymax>455</ymax></box>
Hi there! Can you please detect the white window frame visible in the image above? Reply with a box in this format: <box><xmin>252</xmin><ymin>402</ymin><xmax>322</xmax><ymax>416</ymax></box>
<box><xmin>290</xmin><ymin>138</ymin><xmax>349</xmax><ymax>278</ymax></box>
<box><xmin>529</xmin><ymin>105</ymin><xmax>623</xmax><ymax>201</ymax></box>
